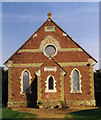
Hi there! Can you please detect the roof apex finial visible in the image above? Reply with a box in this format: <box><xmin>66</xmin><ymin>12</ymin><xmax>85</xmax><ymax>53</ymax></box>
<box><xmin>48</xmin><ymin>12</ymin><xmax>51</xmax><ymax>19</ymax></box>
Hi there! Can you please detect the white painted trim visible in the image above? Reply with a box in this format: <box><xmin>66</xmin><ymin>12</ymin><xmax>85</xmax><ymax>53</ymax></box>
<box><xmin>88</xmin><ymin>59</ymin><xmax>96</xmax><ymax>65</ymax></box>
<box><xmin>35</xmin><ymin>70</ymin><xmax>41</xmax><ymax>76</ymax></box>
<box><xmin>33</xmin><ymin>33</ymin><xmax>37</xmax><ymax>38</ymax></box>
<box><xmin>45</xmin><ymin>75</ymin><xmax>57</xmax><ymax>93</ymax></box>
<box><xmin>43</xmin><ymin>43</ymin><xmax>57</xmax><ymax>57</ymax></box>
<box><xmin>70</xmin><ymin>68</ymin><xmax>82</xmax><ymax>93</ymax></box>
<box><xmin>20</xmin><ymin>69</ymin><xmax>32</xmax><ymax>94</ymax></box>
<box><xmin>5</xmin><ymin>60</ymin><xmax>13</xmax><ymax>67</ymax></box>
<box><xmin>44</xmin><ymin>67</ymin><xmax>57</xmax><ymax>72</ymax></box>
<box><xmin>45</xmin><ymin>26</ymin><xmax>55</xmax><ymax>32</ymax></box>
<box><xmin>63</xmin><ymin>33</ymin><xmax>67</xmax><ymax>36</ymax></box>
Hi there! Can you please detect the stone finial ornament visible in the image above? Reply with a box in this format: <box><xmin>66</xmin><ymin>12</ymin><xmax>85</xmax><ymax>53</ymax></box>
<box><xmin>48</xmin><ymin>12</ymin><xmax>51</xmax><ymax>19</ymax></box>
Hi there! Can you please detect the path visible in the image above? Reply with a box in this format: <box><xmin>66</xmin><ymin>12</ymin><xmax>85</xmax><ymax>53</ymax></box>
<box><xmin>12</xmin><ymin>107</ymin><xmax>97</xmax><ymax>118</ymax></box>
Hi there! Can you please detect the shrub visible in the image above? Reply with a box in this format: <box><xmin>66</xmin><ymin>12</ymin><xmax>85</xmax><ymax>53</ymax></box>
<box><xmin>38</xmin><ymin>100</ymin><xmax>43</xmax><ymax>105</ymax></box>
<box><xmin>59</xmin><ymin>101</ymin><xmax>64</xmax><ymax>106</ymax></box>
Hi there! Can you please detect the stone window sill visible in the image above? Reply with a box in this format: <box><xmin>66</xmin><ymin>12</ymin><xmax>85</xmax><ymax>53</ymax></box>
<box><xmin>45</xmin><ymin>89</ymin><xmax>57</xmax><ymax>93</ymax></box>
<box><xmin>70</xmin><ymin>90</ymin><xmax>82</xmax><ymax>93</ymax></box>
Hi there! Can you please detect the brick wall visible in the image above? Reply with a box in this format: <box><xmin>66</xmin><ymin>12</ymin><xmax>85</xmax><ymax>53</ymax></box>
<box><xmin>6</xmin><ymin>18</ymin><xmax>96</xmax><ymax>107</ymax></box>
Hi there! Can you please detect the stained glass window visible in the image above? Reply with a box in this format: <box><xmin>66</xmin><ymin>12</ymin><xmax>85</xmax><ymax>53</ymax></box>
<box><xmin>49</xmin><ymin>76</ymin><xmax>53</xmax><ymax>89</ymax></box>
<box><xmin>73</xmin><ymin>70</ymin><xmax>79</xmax><ymax>91</ymax></box>
<box><xmin>23</xmin><ymin>71</ymin><xmax>29</xmax><ymax>92</ymax></box>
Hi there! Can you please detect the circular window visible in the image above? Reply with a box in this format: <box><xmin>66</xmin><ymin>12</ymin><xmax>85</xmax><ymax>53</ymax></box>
<box><xmin>44</xmin><ymin>44</ymin><xmax>57</xmax><ymax>57</ymax></box>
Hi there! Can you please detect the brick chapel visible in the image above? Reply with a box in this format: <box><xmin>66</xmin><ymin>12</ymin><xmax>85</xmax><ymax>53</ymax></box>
<box><xmin>5</xmin><ymin>13</ymin><xmax>97</xmax><ymax>108</ymax></box>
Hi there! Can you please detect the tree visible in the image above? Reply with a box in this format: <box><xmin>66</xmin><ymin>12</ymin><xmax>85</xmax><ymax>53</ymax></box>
<box><xmin>94</xmin><ymin>69</ymin><xmax>101</xmax><ymax>106</ymax></box>
<box><xmin>94</xmin><ymin>69</ymin><xmax>101</xmax><ymax>90</ymax></box>
<box><xmin>2</xmin><ymin>67</ymin><xmax>8</xmax><ymax>107</ymax></box>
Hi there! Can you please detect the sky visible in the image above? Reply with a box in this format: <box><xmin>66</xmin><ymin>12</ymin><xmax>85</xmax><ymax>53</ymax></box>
<box><xmin>2</xmin><ymin>2</ymin><xmax>99</xmax><ymax>70</ymax></box>
<box><xmin>1</xmin><ymin>0</ymin><xmax>101</xmax><ymax>2</ymax></box>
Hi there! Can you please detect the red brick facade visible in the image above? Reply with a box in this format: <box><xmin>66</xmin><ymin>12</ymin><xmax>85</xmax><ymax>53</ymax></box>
<box><xmin>5</xmin><ymin>13</ymin><xmax>97</xmax><ymax>108</ymax></box>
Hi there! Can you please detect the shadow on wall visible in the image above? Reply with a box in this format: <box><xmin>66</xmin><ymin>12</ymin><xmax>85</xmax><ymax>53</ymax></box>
<box><xmin>26</xmin><ymin>75</ymin><xmax>37</xmax><ymax>108</ymax></box>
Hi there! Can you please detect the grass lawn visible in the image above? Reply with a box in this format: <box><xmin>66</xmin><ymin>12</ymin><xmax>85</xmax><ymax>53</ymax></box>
<box><xmin>2</xmin><ymin>107</ymin><xmax>37</xmax><ymax>118</ymax></box>
<box><xmin>65</xmin><ymin>108</ymin><xmax>101</xmax><ymax>119</ymax></box>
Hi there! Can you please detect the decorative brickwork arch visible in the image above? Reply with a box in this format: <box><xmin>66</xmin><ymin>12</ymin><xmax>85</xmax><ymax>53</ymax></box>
<box><xmin>39</xmin><ymin>35</ymin><xmax>61</xmax><ymax>52</ymax></box>
<box><xmin>20</xmin><ymin>69</ymin><xmax>32</xmax><ymax>94</ymax></box>
<box><xmin>70</xmin><ymin>68</ymin><xmax>82</xmax><ymax>93</ymax></box>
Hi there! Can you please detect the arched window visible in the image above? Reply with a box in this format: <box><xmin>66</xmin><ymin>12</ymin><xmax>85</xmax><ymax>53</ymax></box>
<box><xmin>23</xmin><ymin>71</ymin><xmax>29</xmax><ymax>92</ymax></box>
<box><xmin>73</xmin><ymin>70</ymin><xmax>79</xmax><ymax>91</ymax></box>
<box><xmin>70</xmin><ymin>68</ymin><xmax>82</xmax><ymax>93</ymax></box>
<box><xmin>20</xmin><ymin>69</ymin><xmax>32</xmax><ymax>94</ymax></box>
<box><xmin>45</xmin><ymin>75</ymin><xmax>57</xmax><ymax>93</ymax></box>
<box><xmin>49</xmin><ymin>76</ymin><xmax>53</xmax><ymax>89</ymax></box>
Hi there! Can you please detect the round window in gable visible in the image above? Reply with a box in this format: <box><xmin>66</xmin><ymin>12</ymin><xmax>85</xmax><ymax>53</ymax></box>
<box><xmin>44</xmin><ymin>44</ymin><xmax>57</xmax><ymax>57</ymax></box>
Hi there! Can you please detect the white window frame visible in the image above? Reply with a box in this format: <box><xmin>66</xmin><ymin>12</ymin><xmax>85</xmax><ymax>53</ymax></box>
<box><xmin>43</xmin><ymin>43</ymin><xmax>57</xmax><ymax>57</ymax></box>
<box><xmin>70</xmin><ymin>68</ymin><xmax>82</xmax><ymax>93</ymax></box>
<box><xmin>20</xmin><ymin>69</ymin><xmax>32</xmax><ymax>94</ymax></box>
<box><xmin>45</xmin><ymin>75</ymin><xmax>57</xmax><ymax>93</ymax></box>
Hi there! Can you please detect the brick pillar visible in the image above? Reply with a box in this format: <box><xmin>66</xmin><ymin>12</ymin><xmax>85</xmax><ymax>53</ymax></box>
<box><xmin>7</xmin><ymin>67</ymin><xmax>13</xmax><ymax>107</ymax></box>
<box><xmin>60</xmin><ymin>69</ymin><xmax>66</xmax><ymax>102</ymax></box>
<box><xmin>89</xmin><ymin>65</ymin><xmax>96</xmax><ymax>106</ymax></box>
<box><xmin>35</xmin><ymin>70</ymin><xmax>42</xmax><ymax>102</ymax></box>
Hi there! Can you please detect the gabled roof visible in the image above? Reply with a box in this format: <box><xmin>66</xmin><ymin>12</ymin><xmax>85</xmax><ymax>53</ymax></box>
<box><xmin>4</xmin><ymin>19</ymin><xmax>49</xmax><ymax>64</ymax></box>
<box><xmin>4</xmin><ymin>13</ymin><xmax>97</xmax><ymax>65</ymax></box>
<box><xmin>49</xmin><ymin>19</ymin><xmax>97</xmax><ymax>63</ymax></box>
<box><xmin>35</xmin><ymin>56</ymin><xmax>67</xmax><ymax>74</ymax></box>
